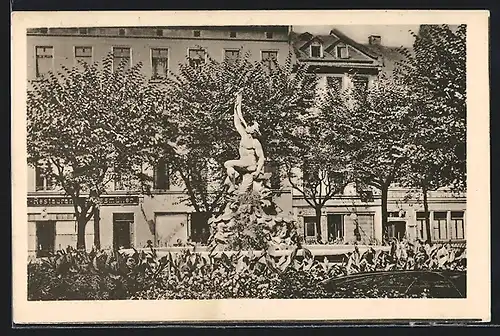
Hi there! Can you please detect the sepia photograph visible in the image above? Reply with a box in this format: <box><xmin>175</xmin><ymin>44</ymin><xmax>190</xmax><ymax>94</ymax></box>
<box><xmin>11</xmin><ymin>10</ymin><xmax>490</xmax><ymax>324</ymax></box>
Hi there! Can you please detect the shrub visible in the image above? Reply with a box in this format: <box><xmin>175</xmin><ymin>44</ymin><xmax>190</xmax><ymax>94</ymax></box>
<box><xmin>27</xmin><ymin>242</ymin><xmax>466</xmax><ymax>300</ymax></box>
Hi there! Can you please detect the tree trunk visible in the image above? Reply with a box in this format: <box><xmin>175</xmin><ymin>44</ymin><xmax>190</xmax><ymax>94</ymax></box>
<box><xmin>422</xmin><ymin>185</ymin><xmax>431</xmax><ymax>244</ymax></box>
<box><xmin>381</xmin><ymin>184</ymin><xmax>389</xmax><ymax>242</ymax></box>
<box><xmin>93</xmin><ymin>207</ymin><xmax>101</xmax><ymax>250</ymax></box>
<box><xmin>315</xmin><ymin>207</ymin><xmax>323</xmax><ymax>243</ymax></box>
<box><xmin>76</xmin><ymin>215</ymin><xmax>87</xmax><ymax>250</ymax></box>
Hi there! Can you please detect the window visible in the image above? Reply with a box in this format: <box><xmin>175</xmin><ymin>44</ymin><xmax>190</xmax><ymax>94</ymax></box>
<box><xmin>416</xmin><ymin>212</ymin><xmax>429</xmax><ymax>241</ymax></box>
<box><xmin>151</xmin><ymin>48</ymin><xmax>169</xmax><ymax>79</ymax></box>
<box><xmin>352</xmin><ymin>76</ymin><xmax>369</xmax><ymax>98</ymax></box>
<box><xmin>190</xmin><ymin>212</ymin><xmax>210</xmax><ymax>244</ymax></box>
<box><xmin>114</xmin><ymin>172</ymin><xmax>130</xmax><ymax>191</ymax></box>
<box><xmin>326</xmin><ymin>76</ymin><xmax>342</xmax><ymax>93</ymax></box>
<box><xmin>264</xmin><ymin>161</ymin><xmax>280</xmax><ymax>189</ymax></box>
<box><xmin>79</xmin><ymin>28</ymin><xmax>88</xmax><ymax>35</ymax></box>
<box><xmin>327</xmin><ymin>214</ymin><xmax>344</xmax><ymax>241</ymax></box>
<box><xmin>154</xmin><ymin>159</ymin><xmax>170</xmax><ymax>190</ymax></box>
<box><xmin>36</xmin><ymin>221</ymin><xmax>56</xmax><ymax>257</ymax></box>
<box><xmin>304</xmin><ymin>217</ymin><xmax>317</xmax><ymax>238</ymax></box>
<box><xmin>356</xmin><ymin>214</ymin><xmax>375</xmax><ymax>240</ymax></box>
<box><xmin>433</xmin><ymin>211</ymin><xmax>448</xmax><ymax>240</ymax></box>
<box><xmin>156</xmin><ymin>29</ymin><xmax>163</xmax><ymax>37</ymax></box>
<box><xmin>451</xmin><ymin>211</ymin><xmax>465</xmax><ymax>240</ymax></box>
<box><xmin>119</xmin><ymin>28</ymin><xmax>126</xmax><ymax>36</ymax></box>
<box><xmin>112</xmin><ymin>47</ymin><xmax>131</xmax><ymax>72</ymax></box>
<box><xmin>310</xmin><ymin>45</ymin><xmax>322</xmax><ymax>58</ymax></box>
<box><xmin>74</xmin><ymin>46</ymin><xmax>92</xmax><ymax>67</ymax></box>
<box><xmin>261</xmin><ymin>50</ymin><xmax>278</xmax><ymax>70</ymax></box>
<box><xmin>265</xmin><ymin>31</ymin><xmax>273</xmax><ymax>39</ymax></box>
<box><xmin>188</xmin><ymin>48</ymin><xmax>206</xmax><ymax>68</ymax></box>
<box><xmin>224</xmin><ymin>49</ymin><xmax>240</xmax><ymax>64</ymax></box>
<box><xmin>35</xmin><ymin>161</ymin><xmax>54</xmax><ymax>191</ymax></box>
<box><xmin>336</xmin><ymin>45</ymin><xmax>349</xmax><ymax>59</ymax></box>
<box><xmin>229</xmin><ymin>31</ymin><xmax>237</xmax><ymax>38</ymax></box>
<box><xmin>35</xmin><ymin>46</ymin><xmax>53</xmax><ymax>78</ymax></box>
<box><xmin>193</xmin><ymin>30</ymin><xmax>201</xmax><ymax>37</ymax></box>
<box><xmin>113</xmin><ymin>213</ymin><xmax>134</xmax><ymax>249</ymax></box>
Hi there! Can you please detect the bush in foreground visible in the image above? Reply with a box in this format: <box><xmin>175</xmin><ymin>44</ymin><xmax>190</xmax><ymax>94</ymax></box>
<box><xmin>28</xmin><ymin>241</ymin><xmax>466</xmax><ymax>300</ymax></box>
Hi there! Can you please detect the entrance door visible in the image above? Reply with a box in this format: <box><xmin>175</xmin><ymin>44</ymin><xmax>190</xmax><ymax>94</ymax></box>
<box><xmin>36</xmin><ymin>221</ymin><xmax>55</xmax><ymax>257</ymax></box>
<box><xmin>190</xmin><ymin>212</ymin><xmax>210</xmax><ymax>244</ymax></box>
<box><xmin>113</xmin><ymin>213</ymin><xmax>134</xmax><ymax>249</ymax></box>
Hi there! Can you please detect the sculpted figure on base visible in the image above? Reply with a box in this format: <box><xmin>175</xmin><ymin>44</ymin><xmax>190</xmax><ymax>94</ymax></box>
<box><xmin>224</xmin><ymin>89</ymin><xmax>265</xmax><ymax>194</ymax></box>
<box><xmin>208</xmin><ymin>89</ymin><xmax>300</xmax><ymax>252</ymax></box>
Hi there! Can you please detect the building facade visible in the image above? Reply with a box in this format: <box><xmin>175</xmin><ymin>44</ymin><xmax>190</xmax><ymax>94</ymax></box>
<box><xmin>289</xmin><ymin>29</ymin><xmax>466</xmax><ymax>245</ymax></box>
<box><xmin>26</xmin><ymin>26</ymin><xmax>294</xmax><ymax>256</ymax></box>
<box><xmin>26</xmin><ymin>26</ymin><xmax>466</xmax><ymax>257</ymax></box>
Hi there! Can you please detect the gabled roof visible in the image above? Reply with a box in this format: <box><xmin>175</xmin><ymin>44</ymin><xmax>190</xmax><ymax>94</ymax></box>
<box><xmin>290</xmin><ymin>28</ymin><xmax>381</xmax><ymax>65</ymax></box>
<box><xmin>329</xmin><ymin>28</ymin><xmax>381</xmax><ymax>59</ymax></box>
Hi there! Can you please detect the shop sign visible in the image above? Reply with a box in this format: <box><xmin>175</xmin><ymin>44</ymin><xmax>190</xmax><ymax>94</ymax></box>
<box><xmin>28</xmin><ymin>196</ymin><xmax>139</xmax><ymax>207</ymax></box>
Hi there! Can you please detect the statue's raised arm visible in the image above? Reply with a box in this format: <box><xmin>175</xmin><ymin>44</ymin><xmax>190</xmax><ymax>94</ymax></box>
<box><xmin>233</xmin><ymin>89</ymin><xmax>248</xmax><ymax>136</ymax></box>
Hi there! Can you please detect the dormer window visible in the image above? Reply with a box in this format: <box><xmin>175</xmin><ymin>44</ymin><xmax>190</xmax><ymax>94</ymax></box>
<box><xmin>310</xmin><ymin>45</ymin><xmax>322</xmax><ymax>58</ymax></box>
<box><xmin>336</xmin><ymin>45</ymin><xmax>349</xmax><ymax>59</ymax></box>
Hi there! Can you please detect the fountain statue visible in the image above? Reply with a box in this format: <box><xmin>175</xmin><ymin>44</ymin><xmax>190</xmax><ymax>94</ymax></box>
<box><xmin>207</xmin><ymin>89</ymin><xmax>300</xmax><ymax>252</ymax></box>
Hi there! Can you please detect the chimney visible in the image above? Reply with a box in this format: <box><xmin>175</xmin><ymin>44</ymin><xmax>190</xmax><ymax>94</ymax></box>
<box><xmin>368</xmin><ymin>35</ymin><xmax>381</xmax><ymax>45</ymax></box>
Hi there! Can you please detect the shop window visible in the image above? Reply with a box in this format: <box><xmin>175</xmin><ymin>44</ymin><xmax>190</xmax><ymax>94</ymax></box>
<box><xmin>113</xmin><ymin>213</ymin><xmax>134</xmax><ymax>249</ymax></box>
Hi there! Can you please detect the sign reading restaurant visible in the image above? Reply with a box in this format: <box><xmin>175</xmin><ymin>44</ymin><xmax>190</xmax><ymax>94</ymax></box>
<box><xmin>27</xmin><ymin>196</ymin><xmax>140</xmax><ymax>207</ymax></box>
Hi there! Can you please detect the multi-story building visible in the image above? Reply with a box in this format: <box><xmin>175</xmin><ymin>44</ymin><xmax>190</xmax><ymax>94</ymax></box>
<box><xmin>26</xmin><ymin>25</ymin><xmax>295</xmax><ymax>256</ymax></box>
<box><xmin>26</xmin><ymin>26</ymin><xmax>466</xmax><ymax>257</ymax></box>
<box><xmin>289</xmin><ymin>29</ymin><xmax>466</xmax><ymax>245</ymax></box>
